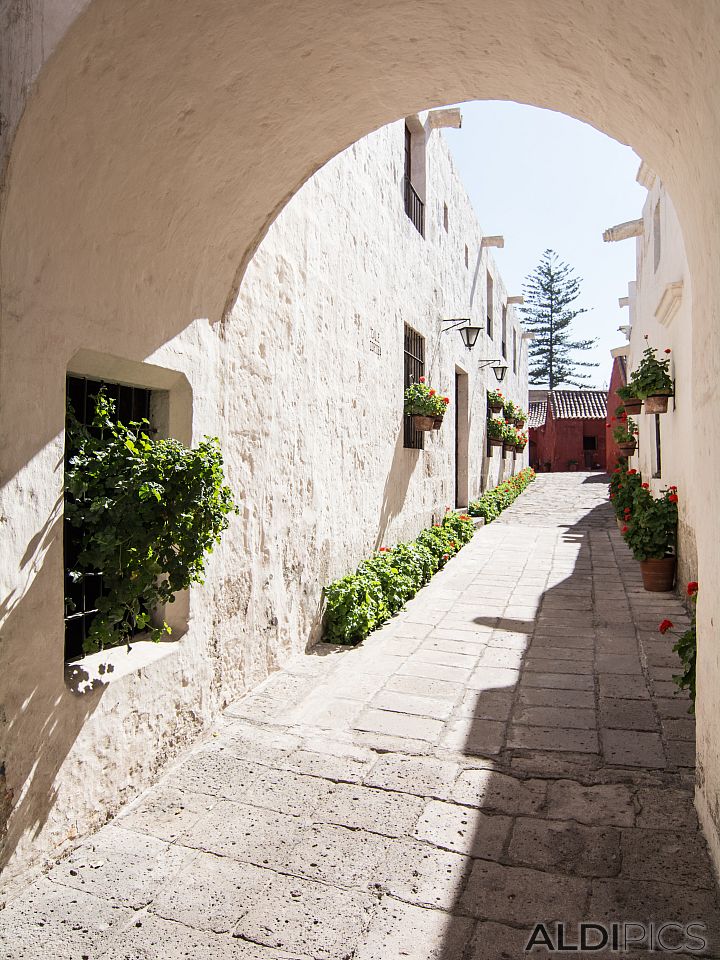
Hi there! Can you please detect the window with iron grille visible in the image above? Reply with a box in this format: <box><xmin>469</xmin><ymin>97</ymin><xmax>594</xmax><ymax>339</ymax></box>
<box><xmin>64</xmin><ymin>375</ymin><xmax>153</xmax><ymax>661</ymax></box>
<box><xmin>403</xmin><ymin>325</ymin><xmax>425</xmax><ymax>450</ymax></box>
<box><xmin>486</xmin><ymin>272</ymin><xmax>494</xmax><ymax>338</ymax></box>
<box><xmin>653</xmin><ymin>413</ymin><xmax>662</xmax><ymax>478</ymax></box>
<box><xmin>403</xmin><ymin>124</ymin><xmax>425</xmax><ymax>237</ymax></box>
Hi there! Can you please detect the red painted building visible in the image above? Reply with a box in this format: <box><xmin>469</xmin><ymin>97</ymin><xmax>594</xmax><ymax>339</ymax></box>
<box><xmin>529</xmin><ymin>390</ymin><xmax>608</xmax><ymax>472</ymax></box>
<box><xmin>605</xmin><ymin>354</ymin><xmax>628</xmax><ymax>471</ymax></box>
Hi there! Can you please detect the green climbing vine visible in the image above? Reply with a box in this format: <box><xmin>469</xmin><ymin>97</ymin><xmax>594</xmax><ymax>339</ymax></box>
<box><xmin>65</xmin><ymin>390</ymin><xmax>238</xmax><ymax>653</ymax></box>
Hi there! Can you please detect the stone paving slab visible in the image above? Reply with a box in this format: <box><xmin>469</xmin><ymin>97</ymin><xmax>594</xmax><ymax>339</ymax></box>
<box><xmin>1</xmin><ymin>473</ymin><xmax>717</xmax><ymax>959</ymax></box>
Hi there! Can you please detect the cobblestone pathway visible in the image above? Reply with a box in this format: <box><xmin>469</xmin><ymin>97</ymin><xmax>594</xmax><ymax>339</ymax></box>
<box><xmin>2</xmin><ymin>474</ymin><xmax>718</xmax><ymax>959</ymax></box>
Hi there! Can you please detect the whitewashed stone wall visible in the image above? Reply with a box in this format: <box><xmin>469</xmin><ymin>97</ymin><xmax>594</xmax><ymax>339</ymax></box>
<box><xmin>0</xmin><ymin>116</ymin><xmax>528</xmax><ymax>891</ymax></box>
<box><xmin>620</xmin><ymin>172</ymin><xmax>697</xmax><ymax>588</ymax></box>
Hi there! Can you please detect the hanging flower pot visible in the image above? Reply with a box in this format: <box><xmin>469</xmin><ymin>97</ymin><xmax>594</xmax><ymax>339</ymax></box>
<box><xmin>487</xmin><ymin>389</ymin><xmax>505</xmax><ymax>415</ymax></box>
<box><xmin>617</xmin><ymin>383</ymin><xmax>643</xmax><ymax>416</ymax></box>
<box><xmin>488</xmin><ymin>437</ymin><xmax>503</xmax><ymax>449</ymax></box>
<box><xmin>639</xmin><ymin>556</ymin><xmax>676</xmax><ymax>592</ymax></box>
<box><xmin>404</xmin><ymin>380</ymin><xmax>450</xmax><ymax>432</ymax></box>
<box><xmin>644</xmin><ymin>394</ymin><xmax>671</xmax><ymax>414</ymax></box>
<box><xmin>617</xmin><ymin>440</ymin><xmax>637</xmax><ymax>456</ymax></box>
<box><xmin>411</xmin><ymin>414</ymin><xmax>436</xmax><ymax>432</ymax></box>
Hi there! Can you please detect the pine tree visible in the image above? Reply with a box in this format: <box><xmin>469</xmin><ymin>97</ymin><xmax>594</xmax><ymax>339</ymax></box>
<box><xmin>521</xmin><ymin>249</ymin><xmax>597</xmax><ymax>389</ymax></box>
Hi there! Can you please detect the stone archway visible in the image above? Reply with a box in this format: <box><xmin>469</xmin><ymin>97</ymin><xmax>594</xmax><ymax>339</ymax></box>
<box><xmin>2</xmin><ymin>0</ymin><xmax>719</xmax><ymax>882</ymax></box>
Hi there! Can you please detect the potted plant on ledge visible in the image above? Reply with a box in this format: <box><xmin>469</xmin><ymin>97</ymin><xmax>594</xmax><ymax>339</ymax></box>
<box><xmin>631</xmin><ymin>341</ymin><xmax>674</xmax><ymax>414</ymax></box>
<box><xmin>621</xmin><ymin>484</ymin><xmax>679</xmax><ymax>591</ymax></box>
<box><xmin>487</xmin><ymin>417</ymin><xmax>504</xmax><ymax>450</ymax></box>
<box><xmin>487</xmin><ymin>388</ymin><xmax>505</xmax><ymax>415</ymax></box>
<box><xmin>617</xmin><ymin>383</ymin><xmax>643</xmax><ymax>416</ymax></box>
<box><xmin>613</xmin><ymin>417</ymin><xmax>638</xmax><ymax>457</ymax></box>
<box><xmin>404</xmin><ymin>378</ymin><xmax>449</xmax><ymax>431</ymax></box>
<box><xmin>502</xmin><ymin>422</ymin><xmax>518</xmax><ymax>457</ymax></box>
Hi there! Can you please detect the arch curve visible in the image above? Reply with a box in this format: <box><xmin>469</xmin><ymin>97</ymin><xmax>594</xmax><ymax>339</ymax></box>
<box><xmin>3</xmin><ymin>0</ymin><xmax>720</xmax><ymax>884</ymax></box>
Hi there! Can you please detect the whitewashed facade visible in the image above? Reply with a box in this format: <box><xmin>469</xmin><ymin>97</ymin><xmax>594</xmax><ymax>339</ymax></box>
<box><xmin>607</xmin><ymin>164</ymin><xmax>697</xmax><ymax>588</ymax></box>
<box><xmin>0</xmin><ymin>114</ymin><xmax>528</xmax><ymax>890</ymax></box>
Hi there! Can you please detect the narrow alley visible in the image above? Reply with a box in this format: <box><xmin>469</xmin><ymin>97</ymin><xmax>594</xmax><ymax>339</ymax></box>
<box><xmin>2</xmin><ymin>474</ymin><xmax>716</xmax><ymax>959</ymax></box>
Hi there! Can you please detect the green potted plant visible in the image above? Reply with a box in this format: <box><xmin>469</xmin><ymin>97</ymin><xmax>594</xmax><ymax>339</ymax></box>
<box><xmin>502</xmin><ymin>422</ymin><xmax>518</xmax><ymax>457</ymax></box>
<box><xmin>431</xmin><ymin>392</ymin><xmax>450</xmax><ymax>429</ymax></box>
<box><xmin>630</xmin><ymin>341</ymin><xmax>674</xmax><ymax>413</ymax></box>
<box><xmin>613</xmin><ymin>416</ymin><xmax>638</xmax><ymax>456</ymax></box>
<box><xmin>404</xmin><ymin>378</ymin><xmax>448</xmax><ymax>431</ymax></box>
<box><xmin>487</xmin><ymin>417</ymin><xmax>504</xmax><ymax>449</ymax></box>
<box><xmin>487</xmin><ymin>388</ymin><xmax>505</xmax><ymax>415</ymax></box>
<box><xmin>621</xmin><ymin>484</ymin><xmax>679</xmax><ymax>591</ymax></box>
<box><xmin>515</xmin><ymin>430</ymin><xmax>528</xmax><ymax>452</ymax></box>
<box><xmin>609</xmin><ymin>462</ymin><xmax>642</xmax><ymax>531</ymax></box>
<box><xmin>616</xmin><ymin>383</ymin><xmax>643</xmax><ymax>416</ymax></box>
<box><xmin>514</xmin><ymin>408</ymin><xmax>527</xmax><ymax>428</ymax></box>
<box><xmin>502</xmin><ymin>399</ymin><xmax>518</xmax><ymax>423</ymax></box>
<box><xmin>658</xmin><ymin>580</ymin><xmax>698</xmax><ymax>710</ymax></box>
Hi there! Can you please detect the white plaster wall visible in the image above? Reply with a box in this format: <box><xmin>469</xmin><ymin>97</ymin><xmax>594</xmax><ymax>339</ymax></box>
<box><xmin>0</xmin><ymin>116</ymin><xmax>527</xmax><ymax>891</ymax></box>
<box><xmin>623</xmin><ymin>177</ymin><xmax>697</xmax><ymax>588</ymax></box>
<box><xmin>3</xmin><ymin>0</ymin><xmax>720</xmax><ymax>894</ymax></box>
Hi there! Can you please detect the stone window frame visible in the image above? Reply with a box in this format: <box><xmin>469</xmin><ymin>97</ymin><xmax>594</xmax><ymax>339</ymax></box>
<box><xmin>63</xmin><ymin>349</ymin><xmax>193</xmax><ymax>693</ymax></box>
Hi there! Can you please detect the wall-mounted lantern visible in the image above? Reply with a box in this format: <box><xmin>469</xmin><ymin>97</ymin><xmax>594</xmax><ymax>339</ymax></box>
<box><xmin>441</xmin><ymin>318</ymin><xmax>506</xmax><ymax>380</ymax></box>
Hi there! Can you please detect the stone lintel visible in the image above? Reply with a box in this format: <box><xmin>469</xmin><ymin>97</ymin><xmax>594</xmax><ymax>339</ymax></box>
<box><xmin>636</xmin><ymin>160</ymin><xmax>657</xmax><ymax>190</ymax></box>
<box><xmin>654</xmin><ymin>280</ymin><xmax>684</xmax><ymax>327</ymax></box>
<box><xmin>426</xmin><ymin>108</ymin><xmax>462</xmax><ymax>130</ymax></box>
<box><xmin>481</xmin><ymin>235</ymin><xmax>504</xmax><ymax>249</ymax></box>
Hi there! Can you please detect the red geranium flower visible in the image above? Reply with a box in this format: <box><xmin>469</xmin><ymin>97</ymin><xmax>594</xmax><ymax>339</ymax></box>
<box><xmin>628</xmin><ymin>469</ymin><xmax>637</xmax><ymax>475</ymax></box>
<box><xmin>621</xmin><ymin>525</ymin><xmax>629</xmax><ymax>534</ymax></box>
<box><xmin>429</xmin><ymin>389</ymin><xmax>436</xmax><ymax>396</ymax></box>
<box><xmin>642</xmin><ymin>483</ymin><xmax>649</xmax><ymax>489</ymax></box>
<box><xmin>687</xmin><ymin>581</ymin><xmax>699</xmax><ymax>597</ymax></box>
<box><xmin>669</xmin><ymin>494</ymin><xmax>679</xmax><ymax>503</ymax></box>
<box><xmin>658</xmin><ymin>619</ymin><xmax>674</xmax><ymax>634</ymax></box>
<box><xmin>669</xmin><ymin>485</ymin><xmax>677</xmax><ymax>491</ymax></box>
<box><xmin>443</xmin><ymin>396</ymin><xmax>450</xmax><ymax>404</ymax></box>
<box><xmin>419</xmin><ymin>376</ymin><xmax>426</xmax><ymax>383</ymax></box>
<box><xmin>664</xmin><ymin>348</ymin><xmax>672</xmax><ymax>354</ymax></box>
<box><xmin>442</xmin><ymin>553</ymin><xmax>450</xmax><ymax>560</ymax></box>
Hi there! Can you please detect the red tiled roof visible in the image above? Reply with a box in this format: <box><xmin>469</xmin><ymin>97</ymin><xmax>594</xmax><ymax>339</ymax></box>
<box><xmin>549</xmin><ymin>390</ymin><xmax>608</xmax><ymax>420</ymax></box>
<box><xmin>528</xmin><ymin>401</ymin><xmax>547</xmax><ymax>429</ymax></box>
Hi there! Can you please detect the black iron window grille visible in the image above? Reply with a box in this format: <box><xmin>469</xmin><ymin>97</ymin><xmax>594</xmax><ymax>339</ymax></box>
<box><xmin>404</xmin><ymin>124</ymin><xmax>425</xmax><ymax>237</ymax></box>
<box><xmin>486</xmin><ymin>272</ymin><xmax>494</xmax><ymax>338</ymax></box>
<box><xmin>64</xmin><ymin>375</ymin><xmax>153</xmax><ymax>661</ymax></box>
<box><xmin>403</xmin><ymin>325</ymin><xmax>425</xmax><ymax>450</ymax></box>
<box><xmin>653</xmin><ymin>413</ymin><xmax>662</xmax><ymax>478</ymax></box>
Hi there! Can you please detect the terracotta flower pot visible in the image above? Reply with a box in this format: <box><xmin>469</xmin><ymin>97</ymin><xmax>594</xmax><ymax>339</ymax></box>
<box><xmin>411</xmin><ymin>414</ymin><xmax>435</xmax><ymax>431</ymax></box>
<box><xmin>502</xmin><ymin>443</ymin><xmax>513</xmax><ymax>458</ymax></box>
<box><xmin>639</xmin><ymin>555</ymin><xmax>676</xmax><ymax>592</ymax></box>
<box><xmin>617</xmin><ymin>441</ymin><xmax>637</xmax><ymax>456</ymax></box>
<box><xmin>489</xmin><ymin>401</ymin><xmax>504</xmax><ymax>414</ymax></box>
<box><xmin>623</xmin><ymin>398</ymin><xmax>643</xmax><ymax>415</ymax></box>
<box><xmin>514</xmin><ymin>418</ymin><xmax>525</xmax><ymax>428</ymax></box>
<box><xmin>488</xmin><ymin>437</ymin><xmax>503</xmax><ymax>448</ymax></box>
<box><xmin>644</xmin><ymin>394</ymin><xmax>671</xmax><ymax>414</ymax></box>
<box><xmin>432</xmin><ymin>416</ymin><xmax>443</xmax><ymax>429</ymax></box>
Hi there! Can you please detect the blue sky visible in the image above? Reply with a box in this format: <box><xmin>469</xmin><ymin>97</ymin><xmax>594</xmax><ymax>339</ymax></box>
<box><xmin>443</xmin><ymin>101</ymin><xmax>647</xmax><ymax>389</ymax></box>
